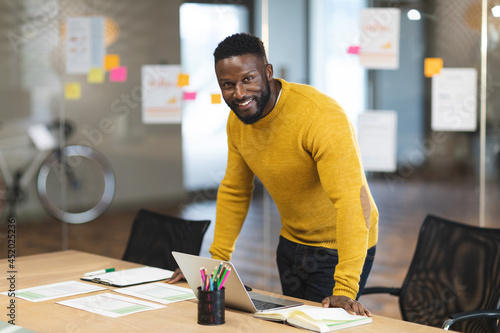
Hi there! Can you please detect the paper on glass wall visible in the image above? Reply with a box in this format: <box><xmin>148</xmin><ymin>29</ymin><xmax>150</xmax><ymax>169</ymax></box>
<box><xmin>141</xmin><ymin>65</ymin><xmax>183</xmax><ymax>124</ymax></box>
<box><xmin>357</xmin><ymin>111</ymin><xmax>398</xmax><ymax>172</ymax></box>
<box><xmin>359</xmin><ymin>8</ymin><xmax>401</xmax><ymax>69</ymax></box>
<box><xmin>431</xmin><ymin>68</ymin><xmax>477</xmax><ymax>132</ymax></box>
<box><xmin>65</xmin><ymin>16</ymin><xmax>105</xmax><ymax>74</ymax></box>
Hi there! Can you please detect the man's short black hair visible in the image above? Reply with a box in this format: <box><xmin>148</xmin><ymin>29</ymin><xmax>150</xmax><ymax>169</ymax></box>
<box><xmin>213</xmin><ymin>33</ymin><xmax>268</xmax><ymax>64</ymax></box>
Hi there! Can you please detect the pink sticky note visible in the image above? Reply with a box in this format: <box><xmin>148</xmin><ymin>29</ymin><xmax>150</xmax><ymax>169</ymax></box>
<box><xmin>110</xmin><ymin>66</ymin><xmax>127</xmax><ymax>82</ymax></box>
<box><xmin>347</xmin><ymin>46</ymin><xmax>360</xmax><ymax>54</ymax></box>
<box><xmin>183</xmin><ymin>91</ymin><xmax>197</xmax><ymax>101</ymax></box>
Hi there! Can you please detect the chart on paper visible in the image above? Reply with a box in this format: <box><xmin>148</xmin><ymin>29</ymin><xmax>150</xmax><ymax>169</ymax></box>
<box><xmin>114</xmin><ymin>283</ymin><xmax>196</xmax><ymax>304</ymax></box>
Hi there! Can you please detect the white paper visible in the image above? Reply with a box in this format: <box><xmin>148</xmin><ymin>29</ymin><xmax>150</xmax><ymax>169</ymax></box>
<box><xmin>81</xmin><ymin>266</ymin><xmax>174</xmax><ymax>287</ymax></box>
<box><xmin>357</xmin><ymin>111</ymin><xmax>398</xmax><ymax>172</ymax></box>
<box><xmin>65</xmin><ymin>16</ymin><xmax>105</xmax><ymax>74</ymax></box>
<box><xmin>141</xmin><ymin>65</ymin><xmax>183</xmax><ymax>124</ymax></box>
<box><xmin>114</xmin><ymin>283</ymin><xmax>196</xmax><ymax>304</ymax></box>
<box><xmin>2</xmin><ymin>281</ymin><xmax>106</xmax><ymax>302</ymax></box>
<box><xmin>57</xmin><ymin>293</ymin><xmax>165</xmax><ymax>318</ymax></box>
<box><xmin>359</xmin><ymin>8</ymin><xmax>401</xmax><ymax>69</ymax></box>
<box><xmin>431</xmin><ymin>68</ymin><xmax>477</xmax><ymax>132</ymax></box>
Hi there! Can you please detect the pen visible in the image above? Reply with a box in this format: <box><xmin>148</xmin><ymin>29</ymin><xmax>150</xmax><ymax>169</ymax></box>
<box><xmin>84</xmin><ymin>268</ymin><xmax>115</xmax><ymax>277</ymax></box>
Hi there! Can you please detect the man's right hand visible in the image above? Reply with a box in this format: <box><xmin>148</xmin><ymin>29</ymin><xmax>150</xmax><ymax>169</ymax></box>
<box><xmin>166</xmin><ymin>268</ymin><xmax>185</xmax><ymax>283</ymax></box>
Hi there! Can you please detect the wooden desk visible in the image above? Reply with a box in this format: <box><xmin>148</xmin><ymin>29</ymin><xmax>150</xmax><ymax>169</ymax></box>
<box><xmin>0</xmin><ymin>251</ymin><xmax>444</xmax><ymax>332</ymax></box>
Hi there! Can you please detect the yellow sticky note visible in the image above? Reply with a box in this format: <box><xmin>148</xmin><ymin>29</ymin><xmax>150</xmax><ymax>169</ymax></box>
<box><xmin>65</xmin><ymin>83</ymin><xmax>81</xmax><ymax>100</ymax></box>
<box><xmin>177</xmin><ymin>73</ymin><xmax>190</xmax><ymax>87</ymax></box>
<box><xmin>424</xmin><ymin>58</ymin><xmax>443</xmax><ymax>78</ymax></box>
<box><xmin>211</xmin><ymin>94</ymin><xmax>221</xmax><ymax>104</ymax></box>
<box><xmin>104</xmin><ymin>54</ymin><xmax>120</xmax><ymax>71</ymax></box>
<box><xmin>87</xmin><ymin>68</ymin><xmax>105</xmax><ymax>83</ymax></box>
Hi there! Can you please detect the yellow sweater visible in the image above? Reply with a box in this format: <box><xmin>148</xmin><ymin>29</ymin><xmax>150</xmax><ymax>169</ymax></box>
<box><xmin>209</xmin><ymin>79</ymin><xmax>379</xmax><ymax>299</ymax></box>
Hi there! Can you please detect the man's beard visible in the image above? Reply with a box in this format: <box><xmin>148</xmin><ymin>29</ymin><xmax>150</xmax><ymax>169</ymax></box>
<box><xmin>229</xmin><ymin>80</ymin><xmax>271</xmax><ymax>125</ymax></box>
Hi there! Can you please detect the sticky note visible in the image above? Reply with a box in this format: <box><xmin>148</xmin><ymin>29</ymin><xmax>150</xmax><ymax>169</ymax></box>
<box><xmin>211</xmin><ymin>94</ymin><xmax>221</xmax><ymax>104</ymax></box>
<box><xmin>104</xmin><ymin>54</ymin><xmax>120</xmax><ymax>71</ymax></box>
<box><xmin>424</xmin><ymin>58</ymin><xmax>443</xmax><ymax>78</ymax></box>
<box><xmin>110</xmin><ymin>66</ymin><xmax>127</xmax><ymax>82</ymax></box>
<box><xmin>87</xmin><ymin>68</ymin><xmax>105</xmax><ymax>83</ymax></box>
<box><xmin>177</xmin><ymin>73</ymin><xmax>190</xmax><ymax>87</ymax></box>
<box><xmin>183</xmin><ymin>91</ymin><xmax>197</xmax><ymax>100</ymax></box>
<box><xmin>347</xmin><ymin>46</ymin><xmax>360</xmax><ymax>54</ymax></box>
<box><xmin>65</xmin><ymin>83</ymin><xmax>81</xmax><ymax>100</ymax></box>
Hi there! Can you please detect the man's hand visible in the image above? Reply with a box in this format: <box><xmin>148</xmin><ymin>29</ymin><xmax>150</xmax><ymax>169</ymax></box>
<box><xmin>321</xmin><ymin>295</ymin><xmax>372</xmax><ymax>317</ymax></box>
<box><xmin>166</xmin><ymin>268</ymin><xmax>185</xmax><ymax>283</ymax></box>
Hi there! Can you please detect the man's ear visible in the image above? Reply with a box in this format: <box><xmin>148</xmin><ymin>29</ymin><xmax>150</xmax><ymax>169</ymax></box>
<box><xmin>265</xmin><ymin>63</ymin><xmax>274</xmax><ymax>81</ymax></box>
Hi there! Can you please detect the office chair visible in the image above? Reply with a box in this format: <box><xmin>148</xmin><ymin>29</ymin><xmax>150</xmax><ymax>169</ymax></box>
<box><xmin>122</xmin><ymin>209</ymin><xmax>211</xmax><ymax>271</ymax></box>
<box><xmin>361</xmin><ymin>214</ymin><xmax>500</xmax><ymax>333</ymax></box>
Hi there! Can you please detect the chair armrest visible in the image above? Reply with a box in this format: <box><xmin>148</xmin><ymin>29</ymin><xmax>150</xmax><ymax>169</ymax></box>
<box><xmin>442</xmin><ymin>309</ymin><xmax>500</xmax><ymax>330</ymax></box>
<box><xmin>361</xmin><ymin>287</ymin><xmax>400</xmax><ymax>296</ymax></box>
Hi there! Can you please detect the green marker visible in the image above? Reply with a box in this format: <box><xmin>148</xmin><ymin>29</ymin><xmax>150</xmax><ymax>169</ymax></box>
<box><xmin>84</xmin><ymin>268</ymin><xmax>115</xmax><ymax>277</ymax></box>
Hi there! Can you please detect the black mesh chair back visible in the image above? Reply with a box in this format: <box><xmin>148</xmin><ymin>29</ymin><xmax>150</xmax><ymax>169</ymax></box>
<box><xmin>122</xmin><ymin>209</ymin><xmax>211</xmax><ymax>271</ymax></box>
<box><xmin>399</xmin><ymin>214</ymin><xmax>500</xmax><ymax>332</ymax></box>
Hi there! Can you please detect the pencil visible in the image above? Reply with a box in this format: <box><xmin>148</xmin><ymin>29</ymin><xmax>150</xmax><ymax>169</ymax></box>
<box><xmin>200</xmin><ymin>267</ymin><xmax>206</xmax><ymax>290</ymax></box>
<box><xmin>218</xmin><ymin>268</ymin><xmax>231</xmax><ymax>290</ymax></box>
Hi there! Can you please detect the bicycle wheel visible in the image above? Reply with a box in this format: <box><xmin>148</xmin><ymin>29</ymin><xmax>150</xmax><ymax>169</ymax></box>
<box><xmin>36</xmin><ymin>145</ymin><xmax>115</xmax><ymax>224</ymax></box>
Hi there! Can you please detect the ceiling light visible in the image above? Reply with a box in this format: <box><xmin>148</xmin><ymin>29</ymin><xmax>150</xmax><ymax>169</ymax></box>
<box><xmin>407</xmin><ymin>9</ymin><xmax>421</xmax><ymax>21</ymax></box>
<box><xmin>492</xmin><ymin>5</ymin><xmax>500</xmax><ymax>18</ymax></box>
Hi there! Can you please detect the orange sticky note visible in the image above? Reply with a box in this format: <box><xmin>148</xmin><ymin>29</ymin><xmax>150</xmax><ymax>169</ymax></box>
<box><xmin>104</xmin><ymin>54</ymin><xmax>120</xmax><ymax>71</ymax></box>
<box><xmin>87</xmin><ymin>68</ymin><xmax>105</xmax><ymax>83</ymax></box>
<box><xmin>65</xmin><ymin>83</ymin><xmax>81</xmax><ymax>100</ymax></box>
<box><xmin>424</xmin><ymin>58</ymin><xmax>443</xmax><ymax>78</ymax></box>
<box><xmin>177</xmin><ymin>73</ymin><xmax>190</xmax><ymax>87</ymax></box>
<box><xmin>211</xmin><ymin>94</ymin><xmax>221</xmax><ymax>104</ymax></box>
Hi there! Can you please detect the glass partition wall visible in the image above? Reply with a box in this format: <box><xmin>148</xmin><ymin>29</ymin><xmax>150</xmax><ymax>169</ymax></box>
<box><xmin>0</xmin><ymin>1</ymin><xmax>191</xmax><ymax>250</ymax></box>
<box><xmin>484</xmin><ymin>0</ymin><xmax>500</xmax><ymax>228</ymax></box>
<box><xmin>309</xmin><ymin>0</ymin><xmax>500</xmax><ymax>226</ymax></box>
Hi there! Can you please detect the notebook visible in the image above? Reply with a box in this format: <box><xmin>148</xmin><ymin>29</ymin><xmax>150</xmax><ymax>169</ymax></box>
<box><xmin>81</xmin><ymin>266</ymin><xmax>174</xmax><ymax>287</ymax></box>
<box><xmin>172</xmin><ymin>251</ymin><xmax>303</xmax><ymax>313</ymax></box>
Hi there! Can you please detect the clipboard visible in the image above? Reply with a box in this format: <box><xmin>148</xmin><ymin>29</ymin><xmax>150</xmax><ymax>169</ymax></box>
<box><xmin>81</xmin><ymin>266</ymin><xmax>174</xmax><ymax>287</ymax></box>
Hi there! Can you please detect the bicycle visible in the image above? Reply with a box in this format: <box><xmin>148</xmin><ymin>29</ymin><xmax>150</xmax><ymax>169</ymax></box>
<box><xmin>0</xmin><ymin>120</ymin><xmax>115</xmax><ymax>224</ymax></box>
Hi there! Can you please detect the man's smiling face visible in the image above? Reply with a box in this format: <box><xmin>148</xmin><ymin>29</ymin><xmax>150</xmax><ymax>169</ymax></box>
<box><xmin>215</xmin><ymin>54</ymin><xmax>273</xmax><ymax>125</ymax></box>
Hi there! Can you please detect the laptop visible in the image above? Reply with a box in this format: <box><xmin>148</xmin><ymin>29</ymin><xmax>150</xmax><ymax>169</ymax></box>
<box><xmin>172</xmin><ymin>251</ymin><xmax>303</xmax><ymax>313</ymax></box>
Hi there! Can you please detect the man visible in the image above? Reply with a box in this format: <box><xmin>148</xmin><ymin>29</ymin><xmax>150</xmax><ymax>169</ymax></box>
<box><xmin>168</xmin><ymin>33</ymin><xmax>378</xmax><ymax>317</ymax></box>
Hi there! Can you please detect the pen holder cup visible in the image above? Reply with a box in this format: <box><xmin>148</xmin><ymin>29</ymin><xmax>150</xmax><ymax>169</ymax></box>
<box><xmin>197</xmin><ymin>286</ymin><xmax>225</xmax><ymax>325</ymax></box>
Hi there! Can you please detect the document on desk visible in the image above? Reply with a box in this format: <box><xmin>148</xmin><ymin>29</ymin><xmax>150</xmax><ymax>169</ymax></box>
<box><xmin>113</xmin><ymin>282</ymin><xmax>196</xmax><ymax>304</ymax></box>
<box><xmin>81</xmin><ymin>266</ymin><xmax>174</xmax><ymax>287</ymax></box>
<box><xmin>57</xmin><ymin>293</ymin><xmax>165</xmax><ymax>318</ymax></box>
<box><xmin>1</xmin><ymin>281</ymin><xmax>106</xmax><ymax>302</ymax></box>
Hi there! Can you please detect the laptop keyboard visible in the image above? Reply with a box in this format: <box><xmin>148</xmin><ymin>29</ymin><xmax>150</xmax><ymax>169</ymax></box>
<box><xmin>252</xmin><ymin>299</ymin><xmax>287</xmax><ymax>311</ymax></box>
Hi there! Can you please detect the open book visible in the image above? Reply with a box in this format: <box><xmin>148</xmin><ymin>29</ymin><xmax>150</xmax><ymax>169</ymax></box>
<box><xmin>253</xmin><ymin>305</ymin><xmax>372</xmax><ymax>332</ymax></box>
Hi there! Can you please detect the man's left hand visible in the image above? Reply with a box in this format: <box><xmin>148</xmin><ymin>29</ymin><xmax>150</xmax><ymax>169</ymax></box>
<box><xmin>321</xmin><ymin>295</ymin><xmax>372</xmax><ymax>317</ymax></box>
